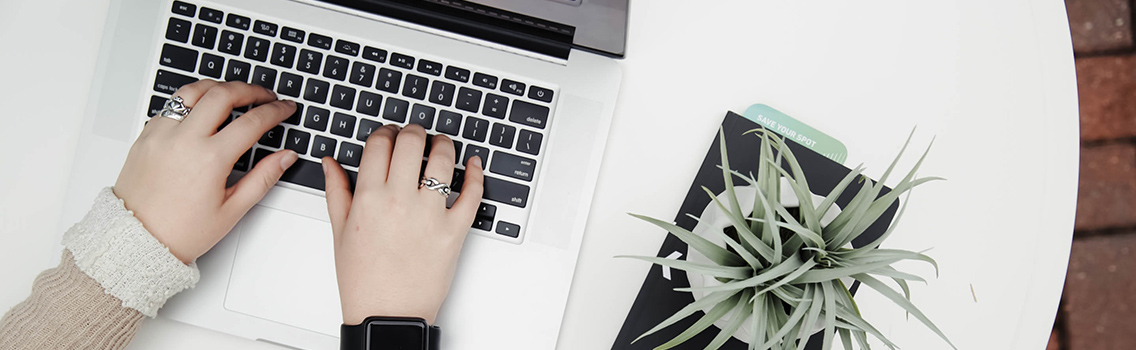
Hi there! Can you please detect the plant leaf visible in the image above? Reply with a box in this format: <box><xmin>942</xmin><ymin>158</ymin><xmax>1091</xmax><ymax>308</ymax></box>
<box><xmin>688</xmin><ymin>213</ymin><xmax>764</xmax><ymax>269</ymax></box>
<box><xmin>616</xmin><ymin>255</ymin><xmax>754</xmax><ymax>280</ymax></box>
<box><xmin>629</xmin><ymin>213</ymin><xmax>744</xmax><ymax>267</ymax></box>
<box><xmin>852</xmin><ymin>273</ymin><xmax>957</xmax><ymax>349</ymax></box>
<box><xmin>654</xmin><ymin>292</ymin><xmax>745</xmax><ymax>350</ymax></box>
<box><xmin>754</xmin><ymin>258</ymin><xmax>818</xmax><ymax>297</ymax></box>
<box><xmin>705</xmin><ymin>290</ymin><xmax>755</xmax><ymax>350</ymax></box>
<box><xmin>676</xmin><ymin>252</ymin><xmax>804</xmax><ymax>293</ymax></box>
<box><xmin>792</xmin><ymin>254</ymin><xmax>916</xmax><ymax>284</ymax></box>
<box><xmin>704</xmin><ymin>186</ymin><xmax>778</xmax><ymax>263</ymax></box>
<box><xmin>633</xmin><ymin>290</ymin><xmax>740</xmax><ymax>344</ymax></box>
<box><xmin>756</xmin><ymin>286</ymin><xmax>814</xmax><ymax>350</ymax></box>
<box><xmin>820</xmin><ymin>281</ymin><xmax>837</xmax><ymax>350</ymax></box>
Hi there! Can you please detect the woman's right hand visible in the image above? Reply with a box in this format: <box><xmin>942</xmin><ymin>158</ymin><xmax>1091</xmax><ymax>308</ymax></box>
<box><xmin>322</xmin><ymin>124</ymin><xmax>484</xmax><ymax>326</ymax></box>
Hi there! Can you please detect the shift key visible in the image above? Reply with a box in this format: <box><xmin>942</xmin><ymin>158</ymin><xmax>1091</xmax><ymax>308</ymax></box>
<box><xmin>489</xmin><ymin>152</ymin><xmax>536</xmax><ymax>182</ymax></box>
<box><xmin>483</xmin><ymin>176</ymin><xmax>529</xmax><ymax>208</ymax></box>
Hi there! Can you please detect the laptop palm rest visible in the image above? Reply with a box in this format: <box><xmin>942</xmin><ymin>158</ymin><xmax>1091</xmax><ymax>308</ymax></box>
<box><xmin>225</xmin><ymin>205</ymin><xmax>342</xmax><ymax>338</ymax></box>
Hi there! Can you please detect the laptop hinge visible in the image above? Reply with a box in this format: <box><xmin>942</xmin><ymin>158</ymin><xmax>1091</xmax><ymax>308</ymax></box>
<box><xmin>317</xmin><ymin>0</ymin><xmax>576</xmax><ymax>60</ymax></box>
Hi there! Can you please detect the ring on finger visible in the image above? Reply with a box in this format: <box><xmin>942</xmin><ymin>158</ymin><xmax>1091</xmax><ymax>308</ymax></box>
<box><xmin>419</xmin><ymin>177</ymin><xmax>451</xmax><ymax>198</ymax></box>
<box><xmin>159</xmin><ymin>96</ymin><xmax>192</xmax><ymax>122</ymax></box>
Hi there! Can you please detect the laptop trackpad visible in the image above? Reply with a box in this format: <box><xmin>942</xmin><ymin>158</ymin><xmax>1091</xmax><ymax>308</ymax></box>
<box><xmin>224</xmin><ymin>205</ymin><xmax>342</xmax><ymax>337</ymax></box>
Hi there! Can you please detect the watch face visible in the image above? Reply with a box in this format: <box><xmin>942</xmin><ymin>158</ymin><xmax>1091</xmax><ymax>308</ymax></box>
<box><xmin>367</xmin><ymin>320</ymin><xmax>427</xmax><ymax>350</ymax></box>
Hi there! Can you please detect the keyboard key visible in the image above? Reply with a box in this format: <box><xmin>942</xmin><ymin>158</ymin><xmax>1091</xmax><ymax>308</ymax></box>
<box><xmin>270</xmin><ymin>42</ymin><xmax>297</xmax><ymax>68</ymax></box>
<box><xmin>253</xmin><ymin>20</ymin><xmax>278</xmax><ymax>37</ymax></box>
<box><xmin>284</xmin><ymin>102</ymin><xmax>303</xmax><ymax>125</ymax></box>
<box><xmin>490</xmin><ymin>152</ymin><xmax>535</xmax><ymax>182</ymax></box>
<box><xmin>444</xmin><ymin>66</ymin><xmax>470</xmax><ymax>83</ymax></box>
<box><xmin>303</xmin><ymin>106</ymin><xmax>330</xmax><ymax>132</ymax></box>
<box><xmin>349</xmin><ymin>61</ymin><xmax>376</xmax><ymax>87</ymax></box>
<box><xmin>224</xmin><ymin>59</ymin><xmax>251</xmax><ymax>82</ymax></box>
<box><xmin>473</xmin><ymin>72</ymin><xmax>498</xmax><ymax>89</ymax></box>
<box><xmin>297</xmin><ymin>49</ymin><xmax>322</xmax><ymax>74</ymax></box>
<box><xmin>218</xmin><ymin>30</ymin><xmax>243</xmax><ymax>55</ymax></box>
<box><xmin>259</xmin><ymin>125</ymin><xmax>285</xmax><ymax>148</ymax></box>
<box><xmin>477</xmin><ymin>203</ymin><xmax>497</xmax><ymax>219</ymax></box>
<box><xmin>409</xmin><ymin>104</ymin><xmax>435</xmax><ymax>130</ymax></box>
<box><xmin>382</xmin><ymin>97</ymin><xmax>409</xmax><ymax>123</ymax></box>
<box><xmin>482</xmin><ymin>93</ymin><xmax>508</xmax><ymax>119</ymax></box>
<box><xmin>428</xmin><ymin>80</ymin><xmax>455</xmax><ymax>107</ymax></box>
<box><xmin>234</xmin><ymin>149</ymin><xmax>252</xmax><ymax>171</ymax></box>
<box><xmin>303</xmin><ymin>78</ymin><xmax>330</xmax><ymax>103</ymax></box>
<box><xmin>483</xmin><ymin>176</ymin><xmax>529</xmax><ymax>208</ymax></box>
<box><xmin>496</xmin><ymin>221</ymin><xmax>520</xmax><ymax>238</ymax></box>
<box><xmin>331</xmin><ymin>113</ymin><xmax>356</xmax><ymax>138</ymax></box>
<box><xmin>251</xmin><ymin>66</ymin><xmax>277</xmax><ymax>90</ymax></box>
<box><xmin>402</xmin><ymin>74</ymin><xmax>428</xmax><ymax>100</ymax></box>
<box><xmin>308</xmin><ymin>33</ymin><xmax>333</xmax><ymax>50</ymax></box>
<box><xmin>280</xmin><ymin>157</ymin><xmax>325</xmax><ymax>190</ymax></box>
<box><xmin>172</xmin><ymin>1</ymin><xmax>196</xmax><ymax>17</ymax></box>
<box><xmin>148</xmin><ymin>95</ymin><xmax>166</xmax><ymax>117</ymax></box>
<box><xmin>154</xmin><ymin>69</ymin><xmax>197</xmax><ymax>94</ymax></box>
<box><xmin>529</xmin><ymin>86</ymin><xmax>554</xmax><ymax>103</ymax></box>
<box><xmin>336</xmin><ymin>39</ymin><xmax>360</xmax><ymax>56</ymax></box>
<box><xmin>436</xmin><ymin>111</ymin><xmax>461</xmax><ymax>136</ymax></box>
<box><xmin>489</xmin><ymin>123</ymin><xmax>516</xmax><ymax>149</ymax></box>
<box><xmin>472</xmin><ymin>217</ymin><xmax>492</xmax><ymax>231</ymax></box>
<box><xmin>226</xmin><ymin>13</ymin><xmax>251</xmax><ymax>30</ymax></box>
<box><xmin>390</xmin><ymin>52</ymin><xmax>414</xmax><ymax>69</ymax></box>
<box><xmin>356</xmin><ymin>91</ymin><xmax>382</xmax><ymax>116</ymax></box>
<box><xmin>330</xmin><ymin>84</ymin><xmax>356</xmax><ymax>110</ymax></box>
<box><xmin>362</xmin><ymin>46</ymin><xmax>387</xmax><ymax>63</ymax></box>
<box><xmin>284</xmin><ymin>128</ymin><xmax>311</xmax><ymax>155</ymax></box>
<box><xmin>509</xmin><ymin>100</ymin><xmax>550</xmax><ymax>129</ymax></box>
<box><xmin>166</xmin><ymin>18</ymin><xmax>192</xmax><ymax>43</ymax></box>
<box><xmin>312</xmin><ymin>135</ymin><xmax>337</xmax><ymax>158</ymax></box>
<box><xmin>501</xmin><ymin>79</ymin><xmax>525</xmax><ymax>96</ymax></box>
<box><xmin>376</xmin><ymin>68</ymin><xmax>402</xmax><ymax>93</ymax></box>
<box><xmin>199</xmin><ymin>53</ymin><xmax>224</xmax><ymax>78</ymax></box>
<box><xmin>451</xmin><ymin>168</ymin><xmax>465</xmax><ymax>191</ymax></box>
<box><xmin>199</xmin><ymin>7</ymin><xmax>224</xmax><ymax>24</ymax></box>
<box><xmin>277</xmin><ymin>72</ymin><xmax>303</xmax><ymax>97</ymax></box>
<box><xmin>159</xmin><ymin>44</ymin><xmax>198</xmax><ymax>73</ymax></box>
<box><xmin>417</xmin><ymin>59</ymin><xmax>442</xmax><ymax>76</ymax></box>
<box><xmin>357</xmin><ymin>118</ymin><xmax>383</xmax><ymax>141</ymax></box>
<box><xmin>281</xmin><ymin>27</ymin><xmax>305</xmax><ymax>43</ymax></box>
<box><xmin>191</xmin><ymin>23</ymin><xmax>218</xmax><ymax>50</ymax></box>
<box><xmin>337</xmin><ymin>142</ymin><xmax>364</xmax><ymax>167</ymax></box>
<box><xmin>517</xmin><ymin>129</ymin><xmax>542</xmax><ymax>156</ymax></box>
<box><xmin>323</xmin><ymin>55</ymin><xmax>349</xmax><ymax>81</ymax></box>
<box><xmin>244</xmin><ymin>36</ymin><xmax>270</xmax><ymax>62</ymax></box>
<box><xmin>462</xmin><ymin>116</ymin><xmax>489</xmax><ymax>142</ymax></box>
<box><xmin>455</xmin><ymin>87</ymin><xmax>481</xmax><ymax>113</ymax></box>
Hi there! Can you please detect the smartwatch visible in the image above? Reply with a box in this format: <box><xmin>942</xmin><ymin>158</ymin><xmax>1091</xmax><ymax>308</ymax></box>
<box><xmin>341</xmin><ymin>316</ymin><xmax>440</xmax><ymax>350</ymax></box>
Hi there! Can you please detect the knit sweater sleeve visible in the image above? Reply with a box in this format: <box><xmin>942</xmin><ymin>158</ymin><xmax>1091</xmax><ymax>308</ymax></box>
<box><xmin>0</xmin><ymin>188</ymin><xmax>201</xmax><ymax>350</ymax></box>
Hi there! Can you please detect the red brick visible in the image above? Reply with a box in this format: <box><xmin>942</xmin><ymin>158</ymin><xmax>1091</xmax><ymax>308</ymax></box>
<box><xmin>1066</xmin><ymin>0</ymin><xmax>1133</xmax><ymax>54</ymax></box>
<box><xmin>1076</xmin><ymin>144</ymin><xmax>1136</xmax><ymax>230</ymax></box>
<box><xmin>1077</xmin><ymin>55</ymin><xmax>1136</xmax><ymax>141</ymax></box>
<box><xmin>1063</xmin><ymin>233</ymin><xmax>1136</xmax><ymax>350</ymax></box>
<box><xmin>1049</xmin><ymin>328</ymin><xmax>1062</xmax><ymax>350</ymax></box>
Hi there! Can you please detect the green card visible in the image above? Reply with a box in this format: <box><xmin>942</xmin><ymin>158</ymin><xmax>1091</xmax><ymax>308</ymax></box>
<box><xmin>741</xmin><ymin>104</ymin><xmax>848</xmax><ymax>164</ymax></box>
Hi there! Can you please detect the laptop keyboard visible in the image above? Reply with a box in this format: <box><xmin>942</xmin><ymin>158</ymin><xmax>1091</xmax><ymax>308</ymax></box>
<box><xmin>145</xmin><ymin>0</ymin><xmax>559</xmax><ymax>242</ymax></box>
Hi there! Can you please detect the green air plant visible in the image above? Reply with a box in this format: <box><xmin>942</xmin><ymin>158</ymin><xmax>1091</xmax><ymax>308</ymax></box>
<box><xmin>620</xmin><ymin>128</ymin><xmax>955</xmax><ymax>350</ymax></box>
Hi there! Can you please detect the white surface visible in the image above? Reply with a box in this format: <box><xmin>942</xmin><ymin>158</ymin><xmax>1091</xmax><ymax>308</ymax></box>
<box><xmin>0</xmin><ymin>1</ymin><xmax>1078</xmax><ymax>350</ymax></box>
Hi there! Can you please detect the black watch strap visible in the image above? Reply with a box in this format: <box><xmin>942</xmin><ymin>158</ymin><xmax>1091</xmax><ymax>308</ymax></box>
<box><xmin>341</xmin><ymin>316</ymin><xmax>440</xmax><ymax>350</ymax></box>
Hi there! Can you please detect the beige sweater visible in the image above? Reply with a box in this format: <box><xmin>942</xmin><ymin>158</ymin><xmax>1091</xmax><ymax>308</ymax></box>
<box><xmin>0</xmin><ymin>188</ymin><xmax>199</xmax><ymax>350</ymax></box>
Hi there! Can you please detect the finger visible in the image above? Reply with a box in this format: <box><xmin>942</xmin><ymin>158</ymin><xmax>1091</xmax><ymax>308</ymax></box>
<box><xmin>322</xmin><ymin>156</ymin><xmax>353</xmax><ymax>242</ymax></box>
<box><xmin>214</xmin><ymin>100</ymin><xmax>296</xmax><ymax>156</ymax></box>
<box><xmin>387</xmin><ymin>124</ymin><xmax>429</xmax><ymax>190</ymax></box>
<box><xmin>356</xmin><ymin>124</ymin><xmax>399</xmax><ymax>191</ymax></box>
<box><xmin>450</xmin><ymin>156</ymin><xmax>485</xmax><ymax>224</ymax></box>
<box><xmin>221</xmin><ymin>149</ymin><xmax>299</xmax><ymax>219</ymax></box>
<box><xmin>171</xmin><ymin>79</ymin><xmax>221</xmax><ymax>108</ymax></box>
<box><xmin>422</xmin><ymin>134</ymin><xmax>457</xmax><ymax>185</ymax></box>
<box><xmin>183</xmin><ymin>82</ymin><xmax>277</xmax><ymax>135</ymax></box>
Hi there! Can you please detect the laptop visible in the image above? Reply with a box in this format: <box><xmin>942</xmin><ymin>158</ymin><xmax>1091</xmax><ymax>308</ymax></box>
<box><xmin>61</xmin><ymin>0</ymin><xmax>625</xmax><ymax>348</ymax></box>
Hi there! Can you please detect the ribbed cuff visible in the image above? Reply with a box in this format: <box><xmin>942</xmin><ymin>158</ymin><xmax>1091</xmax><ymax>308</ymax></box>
<box><xmin>61</xmin><ymin>187</ymin><xmax>200</xmax><ymax>317</ymax></box>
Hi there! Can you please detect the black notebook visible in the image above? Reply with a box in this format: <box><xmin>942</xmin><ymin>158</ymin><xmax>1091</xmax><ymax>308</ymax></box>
<box><xmin>611</xmin><ymin>111</ymin><xmax>899</xmax><ymax>350</ymax></box>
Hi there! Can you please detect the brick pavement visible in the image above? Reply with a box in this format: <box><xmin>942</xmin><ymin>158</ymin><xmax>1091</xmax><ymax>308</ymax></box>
<box><xmin>1058</xmin><ymin>0</ymin><xmax>1136</xmax><ymax>349</ymax></box>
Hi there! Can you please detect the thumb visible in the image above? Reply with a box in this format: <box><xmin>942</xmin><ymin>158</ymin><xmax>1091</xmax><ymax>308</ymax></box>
<box><xmin>224</xmin><ymin>150</ymin><xmax>298</xmax><ymax>216</ymax></box>
<box><xmin>322</xmin><ymin>156</ymin><xmax>353</xmax><ymax>242</ymax></box>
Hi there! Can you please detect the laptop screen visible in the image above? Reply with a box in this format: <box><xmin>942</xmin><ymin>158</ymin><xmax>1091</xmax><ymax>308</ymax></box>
<box><xmin>316</xmin><ymin>0</ymin><xmax>628</xmax><ymax>58</ymax></box>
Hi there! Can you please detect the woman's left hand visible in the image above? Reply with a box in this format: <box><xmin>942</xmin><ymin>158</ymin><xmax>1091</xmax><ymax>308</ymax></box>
<box><xmin>113</xmin><ymin>80</ymin><xmax>299</xmax><ymax>264</ymax></box>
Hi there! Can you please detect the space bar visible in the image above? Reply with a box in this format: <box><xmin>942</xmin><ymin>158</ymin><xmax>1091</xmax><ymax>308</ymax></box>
<box><xmin>279</xmin><ymin>158</ymin><xmax>358</xmax><ymax>192</ymax></box>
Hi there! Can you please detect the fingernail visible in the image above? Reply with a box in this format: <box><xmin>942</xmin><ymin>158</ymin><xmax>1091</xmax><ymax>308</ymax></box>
<box><xmin>471</xmin><ymin>156</ymin><xmax>483</xmax><ymax>169</ymax></box>
<box><xmin>280</xmin><ymin>151</ymin><xmax>299</xmax><ymax>170</ymax></box>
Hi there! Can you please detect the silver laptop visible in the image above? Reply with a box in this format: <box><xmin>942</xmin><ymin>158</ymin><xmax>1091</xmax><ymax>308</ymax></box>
<box><xmin>62</xmin><ymin>0</ymin><xmax>625</xmax><ymax>348</ymax></box>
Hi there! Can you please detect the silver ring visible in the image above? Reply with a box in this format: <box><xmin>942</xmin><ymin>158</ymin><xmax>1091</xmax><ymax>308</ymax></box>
<box><xmin>159</xmin><ymin>96</ymin><xmax>192</xmax><ymax>122</ymax></box>
<box><xmin>419</xmin><ymin>177</ymin><xmax>452</xmax><ymax>198</ymax></box>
